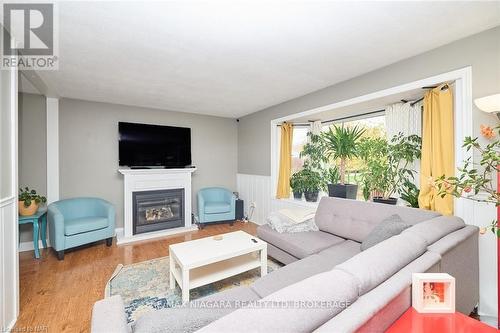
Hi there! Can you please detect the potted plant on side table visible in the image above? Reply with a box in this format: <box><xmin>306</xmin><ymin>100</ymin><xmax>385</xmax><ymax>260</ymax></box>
<box><xmin>18</xmin><ymin>187</ymin><xmax>47</xmax><ymax>216</ymax></box>
<box><xmin>359</xmin><ymin>134</ymin><xmax>421</xmax><ymax>205</ymax></box>
<box><xmin>322</xmin><ymin>124</ymin><xmax>365</xmax><ymax>199</ymax></box>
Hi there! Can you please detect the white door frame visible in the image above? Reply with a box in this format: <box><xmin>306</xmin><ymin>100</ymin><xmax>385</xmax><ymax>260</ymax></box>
<box><xmin>0</xmin><ymin>50</ymin><xmax>20</xmax><ymax>330</ymax></box>
<box><xmin>270</xmin><ymin>66</ymin><xmax>473</xmax><ymax>221</ymax></box>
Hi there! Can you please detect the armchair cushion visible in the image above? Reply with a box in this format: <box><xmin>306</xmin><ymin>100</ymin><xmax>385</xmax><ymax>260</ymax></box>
<box><xmin>204</xmin><ymin>202</ymin><xmax>232</xmax><ymax>214</ymax></box>
<box><xmin>65</xmin><ymin>217</ymin><xmax>109</xmax><ymax>236</ymax></box>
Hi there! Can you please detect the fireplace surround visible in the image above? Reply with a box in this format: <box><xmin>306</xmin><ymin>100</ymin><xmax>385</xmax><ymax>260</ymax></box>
<box><xmin>118</xmin><ymin>168</ymin><xmax>197</xmax><ymax>244</ymax></box>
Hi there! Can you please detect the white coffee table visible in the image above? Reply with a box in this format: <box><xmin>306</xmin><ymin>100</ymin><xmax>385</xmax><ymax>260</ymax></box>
<box><xmin>169</xmin><ymin>230</ymin><xmax>267</xmax><ymax>303</ymax></box>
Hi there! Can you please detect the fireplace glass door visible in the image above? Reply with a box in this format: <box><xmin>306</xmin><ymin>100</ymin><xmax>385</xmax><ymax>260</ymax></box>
<box><xmin>132</xmin><ymin>189</ymin><xmax>184</xmax><ymax>234</ymax></box>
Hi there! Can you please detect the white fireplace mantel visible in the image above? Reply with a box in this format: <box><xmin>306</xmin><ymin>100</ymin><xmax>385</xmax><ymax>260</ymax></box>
<box><xmin>117</xmin><ymin>167</ymin><xmax>197</xmax><ymax>244</ymax></box>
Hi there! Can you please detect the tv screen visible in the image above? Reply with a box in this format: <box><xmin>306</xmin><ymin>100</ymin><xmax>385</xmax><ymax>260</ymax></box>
<box><xmin>119</xmin><ymin>122</ymin><xmax>191</xmax><ymax>168</ymax></box>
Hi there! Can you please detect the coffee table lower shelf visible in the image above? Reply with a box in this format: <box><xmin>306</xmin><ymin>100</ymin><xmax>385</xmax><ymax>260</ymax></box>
<box><xmin>170</xmin><ymin>252</ymin><xmax>266</xmax><ymax>303</ymax></box>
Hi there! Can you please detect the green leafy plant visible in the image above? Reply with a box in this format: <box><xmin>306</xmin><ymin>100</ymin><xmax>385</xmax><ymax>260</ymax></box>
<box><xmin>300</xmin><ymin>166</ymin><xmax>323</xmax><ymax>192</ymax></box>
<box><xmin>400</xmin><ymin>180</ymin><xmax>420</xmax><ymax>208</ymax></box>
<box><xmin>322</xmin><ymin>124</ymin><xmax>365</xmax><ymax>184</ymax></box>
<box><xmin>436</xmin><ymin>125</ymin><xmax>499</xmax><ymax>236</ymax></box>
<box><xmin>300</xmin><ymin>132</ymin><xmax>328</xmax><ymax>171</ymax></box>
<box><xmin>19</xmin><ymin>187</ymin><xmax>47</xmax><ymax>208</ymax></box>
<box><xmin>290</xmin><ymin>171</ymin><xmax>305</xmax><ymax>194</ymax></box>
<box><xmin>323</xmin><ymin>166</ymin><xmax>340</xmax><ymax>188</ymax></box>
<box><xmin>359</xmin><ymin>134</ymin><xmax>421</xmax><ymax>200</ymax></box>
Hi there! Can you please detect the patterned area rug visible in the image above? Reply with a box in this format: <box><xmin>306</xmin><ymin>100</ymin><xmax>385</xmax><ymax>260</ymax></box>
<box><xmin>106</xmin><ymin>256</ymin><xmax>282</xmax><ymax>323</ymax></box>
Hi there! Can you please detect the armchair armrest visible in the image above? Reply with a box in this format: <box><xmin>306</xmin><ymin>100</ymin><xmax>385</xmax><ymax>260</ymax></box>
<box><xmin>91</xmin><ymin>295</ymin><xmax>130</xmax><ymax>333</ymax></box>
<box><xmin>47</xmin><ymin>204</ymin><xmax>65</xmax><ymax>251</ymax></box>
<box><xmin>198</xmin><ymin>191</ymin><xmax>206</xmax><ymax>223</ymax></box>
<box><xmin>98</xmin><ymin>199</ymin><xmax>116</xmax><ymax>231</ymax></box>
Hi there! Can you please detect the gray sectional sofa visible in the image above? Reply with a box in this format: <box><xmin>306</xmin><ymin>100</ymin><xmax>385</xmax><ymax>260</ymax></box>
<box><xmin>92</xmin><ymin>197</ymin><xmax>479</xmax><ymax>333</ymax></box>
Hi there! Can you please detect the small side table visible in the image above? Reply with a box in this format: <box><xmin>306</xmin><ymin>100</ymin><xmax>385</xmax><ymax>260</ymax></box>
<box><xmin>386</xmin><ymin>307</ymin><xmax>497</xmax><ymax>333</ymax></box>
<box><xmin>19</xmin><ymin>209</ymin><xmax>47</xmax><ymax>259</ymax></box>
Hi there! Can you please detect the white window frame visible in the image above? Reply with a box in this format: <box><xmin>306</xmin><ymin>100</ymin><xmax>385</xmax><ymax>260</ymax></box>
<box><xmin>270</xmin><ymin>67</ymin><xmax>473</xmax><ymax>222</ymax></box>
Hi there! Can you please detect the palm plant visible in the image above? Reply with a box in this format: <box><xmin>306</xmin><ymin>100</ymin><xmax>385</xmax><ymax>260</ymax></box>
<box><xmin>322</xmin><ymin>124</ymin><xmax>365</xmax><ymax>184</ymax></box>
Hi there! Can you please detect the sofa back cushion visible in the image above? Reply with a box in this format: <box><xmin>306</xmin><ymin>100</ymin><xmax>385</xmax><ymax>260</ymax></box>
<box><xmin>402</xmin><ymin>215</ymin><xmax>465</xmax><ymax>246</ymax></box>
<box><xmin>315</xmin><ymin>197</ymin><xmax>440</xmax><ymax>242</ymax></box>
<box><xmin>198</xmin><ymin>269</ymin><xmax>359</xmax><ymax>333</ymax></box>
<box><xmin>335</xmin><ymin>232</ymin><xmax>427</xmax><ymax>295</ymax></box>
<box><xmin>314</xmin><ymin>251</ymin><xmax>441</xmax><ymax>333</ymax></box>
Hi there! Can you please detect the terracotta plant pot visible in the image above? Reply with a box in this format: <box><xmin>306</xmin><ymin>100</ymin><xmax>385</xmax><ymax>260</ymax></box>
<box><xmin>19</xmin><ymin>201</ymin><xmax>39</xmax><ymax>216</ymax></box>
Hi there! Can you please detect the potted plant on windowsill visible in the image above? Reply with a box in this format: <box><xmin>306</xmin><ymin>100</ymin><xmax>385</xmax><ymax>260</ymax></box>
<box><xmin>359</xmin><ymin>134</ymin><xmax>421</xmax><ymax>205</ymax></box>
<box><xmin>322</xmin><ymin>124</ymin><xmax>365</xmax><ymax>199</ymax></box>
<box><xmin>290</xmin><ymin>171</ymin><xmax>304</xmax><ymax>200</ymax></box>
<box><xmin>301</xmin><ymin>166</ymin><xmax>323</xmax><ymax>202</ymax></box>
<box><xmin>323</xmin><ymin>166</ymin><xmax>340</xmax><ymax>197</ymax></box>
<box><xmin>18</xmin><ymin>187</ymin><xmax>47</xmax><ymax>216</ymax></box>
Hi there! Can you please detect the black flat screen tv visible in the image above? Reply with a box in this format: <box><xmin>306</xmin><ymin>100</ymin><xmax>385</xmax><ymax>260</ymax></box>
<box><xmin>119</xmin><ymin>122</ymin><xmax>191</xmax><ymax>168</ymax></box>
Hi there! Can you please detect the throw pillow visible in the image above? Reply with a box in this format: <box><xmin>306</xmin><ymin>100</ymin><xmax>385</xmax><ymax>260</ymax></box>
<box><xmin>360</xmin><ymin>214</ymin><xmax>411</xmax><ymax>251</ymax></box>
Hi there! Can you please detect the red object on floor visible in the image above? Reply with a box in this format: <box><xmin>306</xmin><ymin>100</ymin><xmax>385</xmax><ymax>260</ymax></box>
<box><xmin>385</xmin><ymin>308</ymin><xmax>498</xmax><ymax>333</ymax></box>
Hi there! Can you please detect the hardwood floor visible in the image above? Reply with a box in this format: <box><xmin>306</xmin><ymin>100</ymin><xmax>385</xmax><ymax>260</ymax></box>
<box><xmin>15</xmin><ymin>221</ymin><xmax>257</xmax><ymax>333</ymax></box>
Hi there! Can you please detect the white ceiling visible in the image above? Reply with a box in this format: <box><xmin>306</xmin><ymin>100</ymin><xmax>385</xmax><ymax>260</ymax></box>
<box><xmin>27</xmin><ymin>1</ymin><xmax>500</xmax><ymax>118</ymax></box>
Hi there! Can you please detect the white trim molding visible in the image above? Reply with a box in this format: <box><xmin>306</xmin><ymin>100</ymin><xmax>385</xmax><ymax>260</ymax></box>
<box><xmin>117</xmin><ymin>168</ymin><xmax>197</xmax><ymax>244</ymax></box>
<box><xmin>46</xmin><ymin>97</ymin><xmax>59</xmax><ymax>204</ymax></box>
<box><xmin>270</xmin><ymin>67</ymin><xmax>473</xmax><ymax>222</ymax></box>
<box><xmin>0</xmin><ymin>52</ymin><xmax>20</xmax><ymax>331</ymax></box>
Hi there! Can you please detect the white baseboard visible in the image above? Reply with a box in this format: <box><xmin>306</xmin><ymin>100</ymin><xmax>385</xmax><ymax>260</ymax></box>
<box><xmin>18</xmin><ymin>239</ymin><xmax>51</xmax><ymax>252</ymax></box>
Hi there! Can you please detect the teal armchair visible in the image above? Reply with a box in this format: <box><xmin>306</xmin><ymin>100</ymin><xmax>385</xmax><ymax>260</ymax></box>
<box><xmin>48</xmin><ymin>197</ymin><xmax>115</xmax><ymax>260</ymax></box>
<box><xmin>197</xmin><ymin>187</ymin><xmax>236</xmax><ymax>228</ymax></box>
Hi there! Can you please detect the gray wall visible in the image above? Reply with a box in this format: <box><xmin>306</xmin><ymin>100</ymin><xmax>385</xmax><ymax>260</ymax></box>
<box><xmin>238</xmin><ymin>27</ymin><xmax>500</xmax><ymax>176</ymax></box>
<box><xmin>18</xmin><ymin>93</ymin><xmax>47</xmax><ymax>242</ymax></box>
<box><xmin>58</xmin><ymin>98</ymin><xmax>238</xmax><ymax>229</ymax></box>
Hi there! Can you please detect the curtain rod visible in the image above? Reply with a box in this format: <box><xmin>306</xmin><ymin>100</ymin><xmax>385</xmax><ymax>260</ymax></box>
<box><xmin>410</xmin><ymin>83</ymin><xmax>451</xmax><ymax>106</ymax></box>
<box><xmin>277</xmin><ymin>109</ymin><xmax>385</xmax><ymax>127</ymax></box>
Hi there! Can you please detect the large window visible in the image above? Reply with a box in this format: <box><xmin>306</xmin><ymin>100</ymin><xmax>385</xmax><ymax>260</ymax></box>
<box><xmin>291</xmin><ymin>114</ymin><xmax>386</xmax><ymax>177</ymax></box>
<box><xmin>291</xmin><ymin>126</ymin><xmax>308</xmax><ymax>173</ymax></box>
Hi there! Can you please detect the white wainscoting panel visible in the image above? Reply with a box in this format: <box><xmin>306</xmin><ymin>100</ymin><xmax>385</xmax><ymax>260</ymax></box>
<box><xmin>471</xmin><ymin>200</ymin><xmax>497</xmax><ymax>319</ymax></box>
<box><xmin>0</xmin><ymin>197</ymin><xmax>19</xmax><ymax>330</ymax></box>
<box><xmin>237</xmin><ymin>174</ymin><xmax>272</xmax><ymax>225</ymax></box>
<box><xmin>236</xmin><ymin>174</ymin><xmax>321</xmax><ymax>225</ymax></box>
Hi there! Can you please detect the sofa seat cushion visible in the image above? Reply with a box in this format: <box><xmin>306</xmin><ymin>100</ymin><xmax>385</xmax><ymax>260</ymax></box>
<box><xmin>317</xmin><ymin>239</ymin><xmax>361</xmax><ymax>262</ymax></box>
<box><xmin>257</xmin><ymin>224</ymin><xmax>345</xmax><ymax>259</ymax></box>
<box><xmin>204</xmin><ymin>201</ymin><xmax>231</xmax><ymax>214</ymax></box>
<box><xmin>64</xmin><ymin>216</ymin><xmax>108</xmax><ymax>236</ymax></box>
<box><xmin>134</xmin><ymin>287</ymin><xmax>260</xmax><ymax>333</ymax></box>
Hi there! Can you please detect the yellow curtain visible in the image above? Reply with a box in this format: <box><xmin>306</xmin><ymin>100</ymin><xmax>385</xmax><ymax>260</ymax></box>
<box><xmin>276</xmin><ymin>122</ymin><xmax>293</xmax><ymax>199</ymax></box>
<box><xmin>418</xmin><ymin>84</ymin><xmax>454</xmax><ymax>215</ymax></box>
